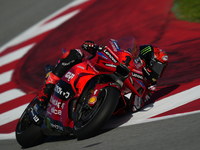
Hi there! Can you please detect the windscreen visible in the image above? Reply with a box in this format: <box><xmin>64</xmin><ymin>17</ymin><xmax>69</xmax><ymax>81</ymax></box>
<box><xmin>117</xmin><ymin>36</ymin><xmax>137</xmax><ymax>57</ymax></box>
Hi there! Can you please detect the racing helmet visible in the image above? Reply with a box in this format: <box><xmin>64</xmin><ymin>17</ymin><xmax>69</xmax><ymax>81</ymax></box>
<box><xmin>139</xmin><ymin>45</ymin><xmax>168</xmax><ymax>83</ymax></box>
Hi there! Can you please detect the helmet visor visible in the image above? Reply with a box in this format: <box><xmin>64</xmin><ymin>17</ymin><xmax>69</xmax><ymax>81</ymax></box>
<box><xmin>151</xmin><ymin>60</ymin><xmax>165</xmax><ymax>76</ymax></box>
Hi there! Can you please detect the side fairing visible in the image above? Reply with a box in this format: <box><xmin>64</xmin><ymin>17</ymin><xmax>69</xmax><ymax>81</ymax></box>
<box><xmin>46</xmin><ymin>79</ymin><xmax>76</xmax><ymax>130</ymax></box>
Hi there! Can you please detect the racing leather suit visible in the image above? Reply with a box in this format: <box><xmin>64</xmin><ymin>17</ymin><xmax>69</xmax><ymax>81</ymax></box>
<box><xmin>130</xmin><ymin>57</ymin><xmax>156</xmax><ymax>112</ymax></box>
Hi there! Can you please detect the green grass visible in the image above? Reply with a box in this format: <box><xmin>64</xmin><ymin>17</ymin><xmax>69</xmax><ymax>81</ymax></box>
<box><xmin>172</xmin><ymin>0</ymin><xmax>200</xmax><ymax>23</ymax></box>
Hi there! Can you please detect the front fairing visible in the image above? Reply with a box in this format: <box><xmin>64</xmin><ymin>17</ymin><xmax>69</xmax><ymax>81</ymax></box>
<box><xmin>90</xmin><ymin>37</ymin><xmax>137</xmax><ymax>76</ymax></box>
<box><xmin>45</xmin><ymin>78</ymin><xmax>76</xmax><ymax>131</ymax></box>
<box><xmin>106</xmin><ymin>37</ymin><xmax>146</xmax><ymax>97</ymax></box>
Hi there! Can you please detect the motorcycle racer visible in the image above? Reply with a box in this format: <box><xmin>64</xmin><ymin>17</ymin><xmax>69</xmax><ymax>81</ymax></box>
<box><xmin>37</xmin><ymin>40</ymin><xmax>168</xmax><ymax>112</ymax></box>
<box><xmin>130</xmin><ymin>45</ymin><xmax>168</xmax><ymax>112</ymax></box>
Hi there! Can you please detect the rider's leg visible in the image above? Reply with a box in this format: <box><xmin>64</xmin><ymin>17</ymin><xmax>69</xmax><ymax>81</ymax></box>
<box><xmin>37</xmin><ymin>49</ymin><xmax>84</xmax><ymax>106</ymax></box>
<box><xmin>131</xmin><ymin>86</ymin><xmax>155</xmax><ymax>112</ymax></box>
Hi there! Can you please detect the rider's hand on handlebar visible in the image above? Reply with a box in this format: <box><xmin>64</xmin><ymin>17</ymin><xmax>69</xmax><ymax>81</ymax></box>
<box><xmin>82</xmin><ymin>40</ymin><xmax>96</xmax><ymax>55</ymax></box>
<box><xmin>82</xmin><ymin>40</ymin><xmax>103</xmax><ymax>55</ymax></box>
<box><xmin>82</xmin><ymin>41</ymin><xmax>95</xmax><ymax>51</ymax></box>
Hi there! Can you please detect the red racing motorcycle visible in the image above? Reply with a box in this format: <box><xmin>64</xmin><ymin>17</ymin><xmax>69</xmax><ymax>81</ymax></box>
<box><xmin>16</xmin><ymin>37</ymin><xmax>146</xmax><ymax>147</ymax></box>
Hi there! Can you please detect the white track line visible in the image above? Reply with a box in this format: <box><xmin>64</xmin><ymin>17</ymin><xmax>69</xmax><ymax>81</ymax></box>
<box><xmin>0</xmin><ymin>0</ymin><xmax>88</xmax><ymax>53</ymax></box>
<box><xmin>0</xmin><ymin>103</ymin><xmax>28</xmax><ymax>126</ymax></box>
<box><xmin>0</xmin><ymin>89</ymin><xmax>26</xmax><ymax>105</ymax></box>
<box><xmin>1</xmin><ymin>0</ymin><xmax>199</xmax><ymax>141</ymax></box>
<box><xmin>10</xmin><ymin>9</ymin><xmax>80</xmax><ymax>48</ymax></box>
<box><xmin>0</xmin><ymin>0</ymin><xmax>90</xmax><ymax>140</ymax></box>
<box><xmin>136</xmin><ymin>109</ymin><xmax>200</xmax><ymax>125</ymax></box>
<box><xmin>132</xmin><ymin>85</ymin><xmax>200</xmax><ymax>119</ymax></box>
<box><xmin>105</xmin><ymin>85</ymin><xmax>200</xmax><ymax>128</ymax></box>
<box><xmin>0</xmin><ymin>70</ymin><xmax>14</xmax><ymax>85</ymax></box>
<box><xmin>0</xmin><ymin>44</ymin><xmax>35</xmax><ymax>66</ymax></box>
<box><xmin>0</xmin><ymin>132</ymin><xmax>15</xmax><ymax>140</ymax></box>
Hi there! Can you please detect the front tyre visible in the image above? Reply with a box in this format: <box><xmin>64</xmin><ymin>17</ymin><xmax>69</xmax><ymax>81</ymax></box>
<box><xmin>15</xmin><ymin>98</ymin><xmax>47</xmax><ymax>148</ymax></box>
<box><xmin>73</xmin><ymin>86</ymin><xmax>120</xmax><ymax>139</ymax></box>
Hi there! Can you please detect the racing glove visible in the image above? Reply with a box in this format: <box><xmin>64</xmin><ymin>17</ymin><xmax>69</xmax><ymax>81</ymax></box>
<box><xmin>82</xmin><ymin>40</ymin><xmax>97</xmax><ymax>55</ymax></box>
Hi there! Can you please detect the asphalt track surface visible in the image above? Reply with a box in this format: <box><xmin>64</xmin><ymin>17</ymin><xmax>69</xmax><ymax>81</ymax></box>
<box><xmin>1</xmin><ymin>0</ymin><xmax>200</xmax><ymax>150</ymax></box>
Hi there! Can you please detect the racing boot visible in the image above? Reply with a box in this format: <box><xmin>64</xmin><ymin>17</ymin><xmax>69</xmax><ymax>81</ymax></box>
<box><xmin>37</xmin><ymin>72</ymin><xmax>60</xmax><ymax>109</ymax></box>
<box><xmin>37</xmin><ymin>84</ymin><xmax>55</xmax><ymax>108</ymax></box>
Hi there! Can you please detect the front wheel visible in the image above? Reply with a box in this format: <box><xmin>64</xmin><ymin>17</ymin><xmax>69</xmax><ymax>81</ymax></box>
<box><xmin>73</xmin><ymin>86</ymin><xmax>120</xmax><ymax>139</ymax></box>
<box><xmin>15</xmin><ymin>98</ymin><xmax>47</xmax><ymax>148</ymax></box>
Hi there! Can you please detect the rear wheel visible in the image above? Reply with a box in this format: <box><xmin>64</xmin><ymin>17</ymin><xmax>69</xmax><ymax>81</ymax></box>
<box><xmin>73</xmin><ymin>86</ymin><xmax>120</xmax><ymax>139</ymax></box>
<box><xmin>15</xmin><ymin>98</ymin><xmax>47</xmax><ymax>148</ymax></box>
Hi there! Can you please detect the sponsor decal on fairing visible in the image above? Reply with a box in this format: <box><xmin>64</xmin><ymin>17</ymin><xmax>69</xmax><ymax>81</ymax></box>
<box><xmin>50</xmin><ymin>97</ymin><xmax>65</xmax><ymax>109</ymax></box>
<box><xmin>30</xmin><ymin>108</ymin><xmax>40</xmax><ymax>122</ymax></box>
<box><xmin>104</xmin><ymin>63</ymin><xmax>117</xmax><ymax>68</ymax></box>
<box><xmin>50</xmin><ymin>123</ymin><xmax>63</xmax><ymax>131</ymax></box>
<box><xmin>97</xmin><ymin>52</ymin><xmax>110</xmax><ymax>61</ymax></box>
<box><xmin>65</xmin><ymin>71</ymin><xmax>75</xmax><ymax>81</ymax></box>
<box><xmin>51</xmin><ymin>106</ymin><xmax>62</xmax><ymax>115</ymax></box>
<box><xmin>103</xmin><ymin>49</ymin><xmax>118</xmax><ymax>63</ymax></box>
<box><xmin>111</xmin><ymin>39</ymin><xmax>121</xmax><ymax>52</ymax></box>
<box><xmin>132</xmin><ymin>72</ymin><xmax>143</xmax><ymax>80</ymax></box>
<box><xmin>62</xmin><ymin>60</ymin><xmax>75</xmax><ymax>66</ymax></box>
<box><xmin>54</xmin><ymin>85</ymin><xmax>70</xmax><ymax>99</ymax></box>
<box><xmin>77</xmin><ymin>65</ymin><xmax>85</xmax><ymax>70</ymax></box>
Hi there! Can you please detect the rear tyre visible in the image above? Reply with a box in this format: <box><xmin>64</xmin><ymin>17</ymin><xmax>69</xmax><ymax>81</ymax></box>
<box><xmin>15</xmin><ymin>98</ymin><xmax>47</xmax><ymax>148</ymax></box>
<box><xmin>73</xmin><ymin>86</ymin><xmax>120</xmax><ymax>139</ymax></box>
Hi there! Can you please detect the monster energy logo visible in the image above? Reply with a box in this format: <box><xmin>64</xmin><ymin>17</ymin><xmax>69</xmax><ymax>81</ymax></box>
<box><xmin>141</xmin><ymin>46</ymin><xmax>151</xmax><ymax>55</ymax></box>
